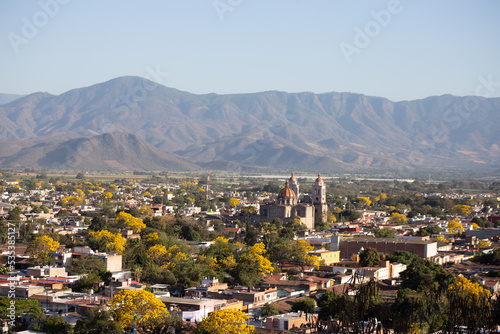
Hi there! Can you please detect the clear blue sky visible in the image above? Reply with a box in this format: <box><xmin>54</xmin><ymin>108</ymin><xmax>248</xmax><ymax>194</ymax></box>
<box><xmin>1</xmin><ymin>0</ymin><xmax>499</xmax><ymax>101</ymax></box>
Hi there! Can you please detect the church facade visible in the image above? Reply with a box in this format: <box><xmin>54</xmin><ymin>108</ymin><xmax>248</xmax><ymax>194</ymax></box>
<box><xmin>259</xmin><ymin>173</ymin><xmax>327</xmax><ymax>230</ymax></box>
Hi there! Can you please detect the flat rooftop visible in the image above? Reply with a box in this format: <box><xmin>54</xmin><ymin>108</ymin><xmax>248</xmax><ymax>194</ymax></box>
<box><xmin>340</xmin><ymin>237</ymin><xmax>435</xmax><ymax>244</ymax></box>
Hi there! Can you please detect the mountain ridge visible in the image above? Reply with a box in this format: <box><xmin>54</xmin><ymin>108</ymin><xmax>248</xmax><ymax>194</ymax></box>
<box><xmin>0</xmin><ymin>132</ymin><xmax>199</xmax><ymax>171</ymax></box>
<box><xmin>0</xmin><ymin>76</ymin><xmax>499</xmax><ymax>172</ymax></box>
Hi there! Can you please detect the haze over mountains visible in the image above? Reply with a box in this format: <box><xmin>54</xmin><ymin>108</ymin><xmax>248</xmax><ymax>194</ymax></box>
<box><xmin>0</xmin><ymin>76</ymin><xmax>499</xmax><ymax>172</ymax></box>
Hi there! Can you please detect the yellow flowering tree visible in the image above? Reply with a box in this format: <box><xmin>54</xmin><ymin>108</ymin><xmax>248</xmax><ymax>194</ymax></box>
<box><xmin>110</xmin><ymin>290</ymin><xmax>169</xmax><ymax>330</ymax></box>
<box><xmin>358</xmin><ymin>196</ymin><xmax>372</xmax><ymax>207</ymax></box>
<box><xmin>478</xmin><ymin>240</ymin><xmax>491</xmax><ymax>248</ymax></box>
<box><xmin>89</xmin><ymin>230</ymin><xmax>126</xmax><ymax>254</ymax></box>
<box><xmin>147</xmin><ymin>244</ymin><xmax>168</xmax><ymax>266</ymax></box>
<box><xmin>116</xmin><ymin>211</ymin><xmax>146</xmax><ymax>233</ymax></box>
<box><xmin>138</xmin><ymin>205</ymin><xmax>154</xmax><ymax>217</ymax></box>
<box><xmin>28</xmin><ymin>236</ymin><xmax>60</xmax><ymax>265</ymax></box>
<box><xmin>60</xmin><ymin>195</ymin><xmax>84</xmax><ymax>207</ymax></box>
<box><xmin>144</xmin><ymin>232</ymin><xmax>160</xmax><ymax>246</ymax></box>
<box><xmin>447</xmin><ymin>276</ymin><xmax>491</xmax><ymax>330</ymax></box>
<box><xmin>389</xmin><ymin>212</ymin><xmax>407</xmax><ymax>224</ymax></box>
<box><xmin>146</xmin><ymin>244</ymin><xmax>189</xmax><ymax>270</ymax></box>
<box><xmin>435</xmin><ymin>235</ymin><xmax>450</xmax><ymax>243</ymax></box>
<box><xmin>76</xmin><ymin>189</ymin><xmax>86</xmax><ymax>199</ymax></box>
<box><xmin>197</xmin><ymin>309</ymin><xmax>253</xmax><ymax>334</ymax></box>
<box><xmin>292</xmin><ymin>240</ymin><xmax>320</xmax><ymax>271</ymax></box>
<box><xmin>229</xmin><ymin>198</ymin><xmax>240</xmax><ymax>208</ymax></box>
<box><xmin>451</xmin><ymin>205</ymin><xmax>472</xmax><ymax>217</ymax></box>
<box><xmin>447</xmin><ymin>220</ymin><xmax>463</xmax><ymax>234</ymax></box>
<box><xmin>221</xmin><ymin>255</ymin><xmax>237</xmax><ymax>271</ymax></box>
<box><xmin>239</xmin><ymin>242</ymin><xmax>274</xmax><ymax>275</ymax></box>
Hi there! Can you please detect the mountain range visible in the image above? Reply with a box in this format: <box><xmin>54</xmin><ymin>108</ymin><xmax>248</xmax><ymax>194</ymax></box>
<box><xmin>1</xmin><ymin>76</ymin><xmax>499</xmax><ymax>172</ymax></box>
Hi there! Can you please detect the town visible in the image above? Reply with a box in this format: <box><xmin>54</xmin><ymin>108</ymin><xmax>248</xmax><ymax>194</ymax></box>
<box><xmin>0</xmin><ymin>170</ymin><xmax>499</xmax><ymax>333</ymax></box>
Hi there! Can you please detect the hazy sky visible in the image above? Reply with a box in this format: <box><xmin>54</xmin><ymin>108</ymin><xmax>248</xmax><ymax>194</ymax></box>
<box><xmin>1</xmin><ymin>0</ymin><xmax>500</xmax><ymax>101</ymax></box>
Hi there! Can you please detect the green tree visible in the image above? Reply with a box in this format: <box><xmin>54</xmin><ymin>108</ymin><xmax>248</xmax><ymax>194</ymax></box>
<box><xmin>372</xmin><ymin>227</ymin><xmax>396</xmax><ymax>238</ymax></box>
<box><xmin>318</xmin><ymin>290</ymin><xmax>339</xmax><ymax>320</ymax></box>
<box><xmin>400</xmin><ymin>258</ymin><xmax>453</xmax><ymax>294</ymax></box>
<box><xmin>74</xmin><ymin>307</ymin><xmax>122</xmax><ymax>334</ymax></box>
<box><xmin>7</xmin><ymin>207</ymin><xmax>22</xmax><ymax>222</ymax></box>
<box><xmin>89</xmin><ymin>216</ymin><xmax>109</xmax><ymax>231</ymax></box>
<box><xmin>0</xmin><ymin>297</ymin><xmax>43</xmax><ymax>319</ymax></box>
<box><xmin>359</xmin><ymin>248</ymin><xmax>380</xmax><ymax>267</ymax></box>
<box><xmin>391</xmin><ymin>288</ymin><xmax>431</xmax><ymax>332</ymax></box>
<box><xmin>474</xmin><ymin>248</ymin><xmax>500</xmax><ymax>265</ymax></box>
<box><xmin>291</xmin><ymin>297</ymin><xmax>317</xmax><ymax>315</ymax></box>
<box><xmin>68</xmin><ymin>256</ymin><xmax>106</xmax><ymax>275</ymax></box>
<box><xmin>40</xmin><ymin>316</ymin><xmax>73</xmax><ymax>334</ymax></box>
<box><xmin>261</xmin><ymin>303</ymin><xmax>279</xmax><ymax>318</ymax></box>
<box><xmin>386</xmin><ymin>250</ymin><xmax>417</xmax><ymax>265</ymax></box>
<box><xmin>340</xmin><ymin>209</ymin><xmax>362</xmax><ymax>222</ymax></box>
<box><xmin>416</xmin><ymin>225</ymin><xmax>441</xmax><ymax>236</ymax></box>
<box><xmin>244</xmin><ymin>220</ymin><xmax>259</xmax><ymax>246</ymax></box>
<box><xmin>337</xmin><ymin>280</ymin><xmax>382</xmax><ymax>331</ymax></box>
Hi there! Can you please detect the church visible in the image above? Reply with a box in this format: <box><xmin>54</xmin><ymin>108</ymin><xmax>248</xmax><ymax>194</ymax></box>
<box><xmin>259</xmin><ymin>173</ymin><xmax>328</xmax><ymax>230</ymax></box>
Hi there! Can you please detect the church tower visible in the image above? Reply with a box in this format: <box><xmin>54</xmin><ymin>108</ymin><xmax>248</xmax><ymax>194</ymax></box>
<box><xmin>289</xmin><ymin>172</ymin><xmax>299</xmax><ymax>202</ymax></box>
<box><xmin>312</xmin><ymin>173</ymin><xmax>328</xmax><ymax>225</ymax></box>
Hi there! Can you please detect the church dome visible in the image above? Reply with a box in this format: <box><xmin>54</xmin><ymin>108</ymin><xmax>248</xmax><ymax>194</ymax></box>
<box><xmin>278</xmin><ymin>179</ymin><xmax>296</xmax><ymax>199</ymax></box>
<box><xmin>278</xmin><ymin>187</ymin><xmax>296</xmax><ymax>198</ymax></box>
<box><xmin>289</xmin><ymin>172</ymin><xmax>296</xmax><ymax>182</ymax></box>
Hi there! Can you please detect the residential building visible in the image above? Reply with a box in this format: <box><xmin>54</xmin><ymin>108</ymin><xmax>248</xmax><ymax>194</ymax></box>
<box><xmin>266</xmin><ymin>312</ymin><xmax>318</xmax><ymax>332</ymax></box>
<box><xmin>308</xmin><ymin>250</ymin><xmax>340</xmax><ymax>265</ymax></box>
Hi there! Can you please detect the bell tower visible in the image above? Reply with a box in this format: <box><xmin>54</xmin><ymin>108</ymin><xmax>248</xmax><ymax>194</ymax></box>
<box><xmin>312</xmin><ymin>173</ymin><xmax>328</xmax><ymax>225</ymax></box>
<box><xmin>289</xmin><ymin>172</ymin><xmax>299</xmax><ymax>202</ymax></box>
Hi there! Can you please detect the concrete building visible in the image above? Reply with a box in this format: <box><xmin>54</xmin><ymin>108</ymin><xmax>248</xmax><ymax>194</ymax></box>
<box><xmin>158</xmin><ymin>296</ymin><xmax>215</xmax><ymax>321</ymax></box>
<box><xmin>27</xmin><ymin>266</ymin><xmax>67</xmax><ymax>278</ymax></box>
<box><xmin>185</xmin><ymin>277</ymin><xmax>228</xmax><ymax>298</ymax></box>
<box><xmin>0</xmin><ymin>284</ymin><xmax>44</xmax><ymax>298</ymax></box>
<box><xmin>308</xmin><ymin>250</ymin><xmax>340</xmax><ymax>265</ymax></box>
<box><xmin>330</xmin><ymin>235</ymin><xmax>437</xmax><ymax>259</ymax></box>
<box><xmin>266</xmin><ymin>312</ymin><xmax>318</xmax><ymax>332</ymax></box>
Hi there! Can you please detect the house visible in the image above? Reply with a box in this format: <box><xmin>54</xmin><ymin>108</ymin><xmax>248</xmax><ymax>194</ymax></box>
<box><xmin>185</xmin><ymin>277</ymin><xmax>228</xmax><ymax>298</ymax></box>
<box><xmin>104</xmin><ymin>279</ymin><xmax>144</xmax><ymax>297</ymax></box>
<box><xmin>295</xmin><ymin>274</ymin><xmax>334</xmax><ymax>289</ymax></box>
<box><xmin>158</xmin><ymin>296</ymin><xmax>215</xmax><ymax>322</ymax></box>
<box><xmin>265</xmin><ymin>312</ymin><xmax>318</xmax><ymax>332</ymax></box>
<box><xmin>26</xmin><ymin>266</ymin><xmax>67</xmax><ymax>278</ymax></box>
<box><xmin>0</xmin><ymin>284</ymin><xmax>44</xmax><ymax>298</ymax></box>
<box><xmin>481</xmin><ymin>280</ymin><xmax>500</xmax><ymax>295</ymax></box>
<box><xmin>50</xmin><ymin>249</ymin><xmax>73</xmax><ymax>267</ymax></box>
<box><xmin>308</xmin><ymin>250</ymin><xmax>340</xmax><ymax>265</ymax></box>
<box><xmin>0</xmin><ymin>202</ymin><xmax>15</xmax><ymax>215</ymax></box>
<box><xmin>72</xmin><ymin>247</ymin><xmax>122</xmax><ymax>272</ymax></box>
<box><xmin>206</xmin><ymin>287</ymin><xmax>278</xmax><ymax>307</ymax></box>
<box><xmin>261</xmin><ymin>276</ymin><xmax>322</xmax><ymax>295</ymax></box>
